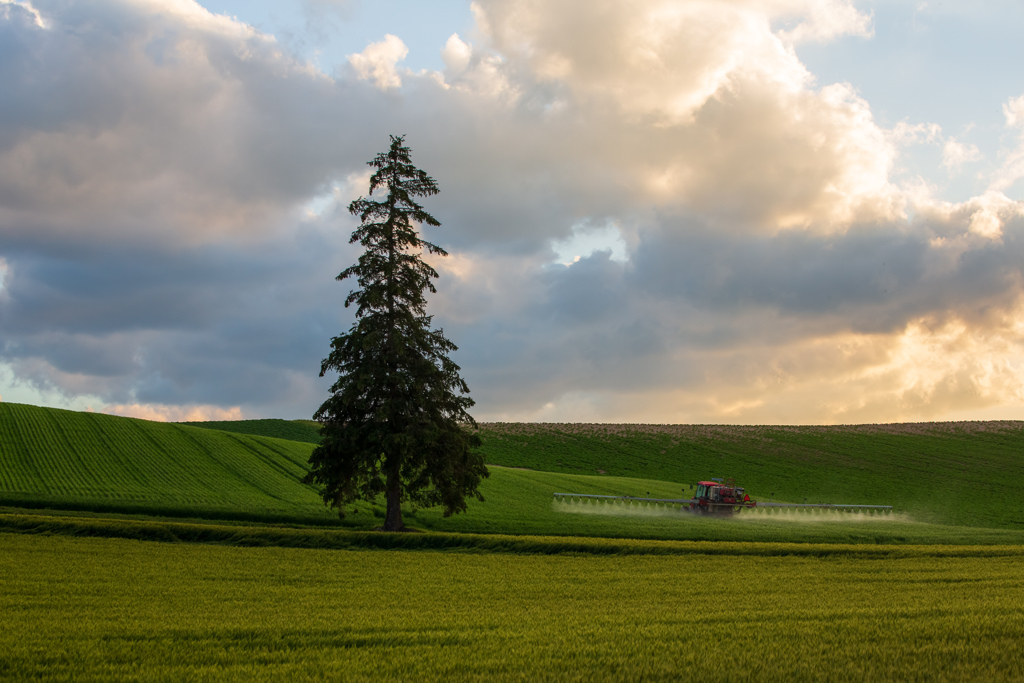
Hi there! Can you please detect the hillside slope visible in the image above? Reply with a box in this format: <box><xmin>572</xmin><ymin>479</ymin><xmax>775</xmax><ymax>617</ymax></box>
<box><xmin>5</xmin><ymin>404</ymin><xmax>1024</xmax><ymax>532</ymax></box>
<box><xmin>183</xmin><ymin>417</ymin><xmax>1024</xmax><ymax>529</ymax></box>
<box><xmin>0</xmin><ymin>403</ymin><xmax>335</xmax><ymax>523</ymax></box>
<box><xmin>476</xmin><ymin>422</ymin><xmax>1024</xmax><ymax>529</ymax></box>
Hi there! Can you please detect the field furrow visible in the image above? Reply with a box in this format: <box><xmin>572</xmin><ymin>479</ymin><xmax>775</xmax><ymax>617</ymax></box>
<box><xmin>85</xmin><ymin>412</ymin><xmax>162</xmax><ymax>496</ymax></box>
<box><xmin>0</xmin><ymin>404</ymin><xmax>325</xmax><ymax>521</ymax></box>
<box><xmin>13</xmin><ymin>404</ymin><xmax>65</xmax><ymax>495</ymax></box>
<box><xmin>0</xmin><ymin>404</ymin><xmax>43</xmax><ymax>493</ymax></box>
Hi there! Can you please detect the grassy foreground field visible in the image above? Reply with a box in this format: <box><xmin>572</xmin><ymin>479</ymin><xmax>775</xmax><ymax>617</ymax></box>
<box><xmin>3</xmin><ymin>532</ymin><xmax>1023</xmax><ymax>681</ymax></box>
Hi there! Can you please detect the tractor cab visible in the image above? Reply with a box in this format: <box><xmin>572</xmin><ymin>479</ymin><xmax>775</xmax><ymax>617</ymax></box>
<box><xmin>691</xmin><ymin>480</ymin><xmax>719</xmax><ymax>511</ymax></box>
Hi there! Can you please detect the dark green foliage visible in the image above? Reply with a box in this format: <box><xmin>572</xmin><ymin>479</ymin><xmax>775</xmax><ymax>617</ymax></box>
<box><xmin>307</xmin><ymin>136</ymin><xmax>486</xmax><ymax>530</ymax></box>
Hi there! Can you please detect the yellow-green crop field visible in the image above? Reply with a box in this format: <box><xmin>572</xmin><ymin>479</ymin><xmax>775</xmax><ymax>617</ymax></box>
<box><xmin>5</xmin><ymin>403</ymin><xmax>1024</xmax><ymax>680</ymax></box>
<box><xmin>3</xmin><ymin>532</ymin><xmax>1024</xmax><ymax>682</ymax></box>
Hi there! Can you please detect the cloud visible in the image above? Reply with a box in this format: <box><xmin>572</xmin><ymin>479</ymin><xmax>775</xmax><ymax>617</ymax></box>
<box><xmin>0</xmin><ymin>225</ymin><xmax>355</xmax><ymax>415</ymax></box>
<box><xmin>472</xmin><ymin>0</ymin><xmax>871</xmax><ymax>119</ymax></box>
<box><xmin>348</xmin><ymin>33</ymin><xmax>408</xmax><ymax>89</ymax></box>
<box><xmin>1004</xmin><ymin>95</ymin><xmax>1024</xmax><ymax>128</ymax></box>
<box><xmin>772</xmin><ymin>0</ymin><xmax>873</xmax><ymax>44</ymax></box>
<box><xmin>440</xmin><ymin>33</ymin><xmax>472</xmax><ymax>74</ymax></box>
<box><xmin>942</xmin><ymin>138</ymin><xmax>982</xmax><ymax>172</ymax></box>
<box><xmin>437</xmin><ymin>202</ymin><xmax>1024</xmax><ymax>423</ymax></box>
<box><xmin>991</xmin><ymin>95</ymin><xmax>1024</xmax><ymax>193</ymax></box>
<box><xmin>1</xmin><ymin>0</ymin><xmax>1024</xmax><ymax>425</ymax></box>
<box><xmin>455</xmin><ymin>0</ymin><xmax>901</xmax><ymax>233</ymax></box>
<box><xmin>0</xmin><ymin>0</ymin><xmax>367</xmax><ymax>249</ymax></box>
<box><xmin>0</xmin><ymin>0</ymin><xmax>46</xmax><ymax>27</ymax></box>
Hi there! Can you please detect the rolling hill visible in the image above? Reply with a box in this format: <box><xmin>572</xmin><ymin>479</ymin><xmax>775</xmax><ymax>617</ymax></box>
<box><xmin>191</xmin><ymin>417</ymin><xmax>1024</xmax><ymax>529</ymax></box>
<box><xmin>3</xmin><ymin>403</ymin><xmax>1024</xmax><ymax>537</ymax></box>
<box><xmin>471</xmin><ymin>421</ymin><xmax>1024</xmax><ymax>529</ymax></box>
<box><xmin>0</xmin><ymin>402</ymin><xmax>334</xmax><ymax>524</ymax></box>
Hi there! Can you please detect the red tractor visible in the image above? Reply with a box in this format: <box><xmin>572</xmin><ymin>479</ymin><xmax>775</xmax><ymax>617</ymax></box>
<box><xmin>690</xmin><ymin>478</ymin><xmax>755</xmax><ymax>514</ymax></box>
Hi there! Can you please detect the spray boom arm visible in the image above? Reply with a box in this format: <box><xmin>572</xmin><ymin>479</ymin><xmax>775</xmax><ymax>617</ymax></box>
<box><xmin>552</xmin><ymin>490</ymin><xmax>892</xmax><ymax>513</ymax></box>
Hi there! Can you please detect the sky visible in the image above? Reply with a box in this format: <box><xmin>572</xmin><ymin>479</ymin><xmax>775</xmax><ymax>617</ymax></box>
<box><xmin>1</xmin><ymin>0</ymin><xmax>1024</xmax><ymax>425</ymax></box>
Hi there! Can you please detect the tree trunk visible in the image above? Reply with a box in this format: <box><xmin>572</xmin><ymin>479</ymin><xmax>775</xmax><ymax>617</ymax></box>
<box><xmin>383</xmin><ymin>469</ymin><xmax>405</xmax><ymax>531</ymax></box>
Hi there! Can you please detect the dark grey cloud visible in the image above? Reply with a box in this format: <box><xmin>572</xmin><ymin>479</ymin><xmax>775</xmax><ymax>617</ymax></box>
<box><xmin>437</xmin><ymin>210</ymin><xmax>1024</xmax><ymax>419</ymax></box>
<box><xmin>0</xmin><ymin>215</ymin><xmax>360</xmax><ymax>414</ymax></box>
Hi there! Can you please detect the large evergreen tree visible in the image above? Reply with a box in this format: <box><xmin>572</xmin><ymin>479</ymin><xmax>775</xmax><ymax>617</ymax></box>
<box><xmin>306</xmin><ymin>135</ymin><xmax>486</xmax><ymax>531</ymax></box>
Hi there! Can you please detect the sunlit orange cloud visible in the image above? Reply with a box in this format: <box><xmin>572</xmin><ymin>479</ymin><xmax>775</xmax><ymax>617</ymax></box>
<box><xmin>101</xmin><ymin>403</ymin><xmax>244</xmax><ymax>422</ymax></box>
<box><xmin>744</xmin><ymin>312</ymin><xmax>1024</xmax><ymax>424</ymax></box>
<box><xmin>486</xmin><ymin>304</ymin><xmax>1024</xmax><ymax>425</ymax></box>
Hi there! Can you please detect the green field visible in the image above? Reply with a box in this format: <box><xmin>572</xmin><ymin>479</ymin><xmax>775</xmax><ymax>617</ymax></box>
<box><xmin>0</xmin><ymin>402</ymin><xmax>339</xmax><ymax>524</ymax></box>
<box><xmin>2</xmin><ymin>532</ymin><xmax>1023</xmax><ymax>681</ymax></box>
<box><xmin>3</xmin><ymin>402</ymin><xmax>1024</xmax><ymax>679</ymax></box>
<box><xmin>471</xmin><ymin>422</ymin><xmax>1024</xmax><ymax>529</ymax></box>
<box><xmin>184</xmin><ymin>418</ymin><xmax>322</xmax><ymax>444</ymax></box>
<box><xmin>4</xmin><ymin>402</ymin><xmax>1024</xmax><ymax>543</ymax></box>
<box><xmin>6</xmin><ymin>402</ymin><xmax>1024</xmax><ymax>537</ymax></box>
<box><xmin>189</xmin><ymin>415</ymin><xmax>1024</xmax><ymax>530</ymax></box>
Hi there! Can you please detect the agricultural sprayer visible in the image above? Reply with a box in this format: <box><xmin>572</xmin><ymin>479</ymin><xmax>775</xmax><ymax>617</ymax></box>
<box><xmin>553</xmin><ymin>478</ymin><xmax>892</xmax><ymax>515</ymax></box>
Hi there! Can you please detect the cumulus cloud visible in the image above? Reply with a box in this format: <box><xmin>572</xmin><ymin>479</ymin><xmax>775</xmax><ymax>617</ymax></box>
<box><xmin>473</xmin><ymin>0</ymin><xmax>872</xmax><ymax>115</ymax></box>
<box><xmin>459</xmin><ymin>0</ymin><xmax>902</xmax><ymax>232</ymax></box>
<box><xmin>991</xmin><ymin>95</ymin><xmax>1024</xmax><ymax>194</ymax></box>
<box><xmin>772</xmin><ymin>0</ymin><xmax>873</xmax><ymax>44</ymax></box>
<box><xmin>1004</xmin><ymin>95</ymin><xmax>1024</xmax><ymax>128</ymax></box>
<box><xmin>942</xmin><ymin>138</ymin><xmax>982</xmax><ymax>172</ymax></box>
<box><xmin>2</xmin><ymin>0</ymin><xmax>1024</xmax><ymax>424</ymax></box>
<box><xmin>0</xmin><ymin>0</ymin><xmax>369</xmax><ymax>249</ymax></box>
<box><xmin>348</xmin><ymin>33</ymin><xmax>408</xmax><ymax>89</ymax></box>
<box><xmin>441</xmin><ymin>33</ymin><xmax>472</xmax><ymax>74</ymax></box>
